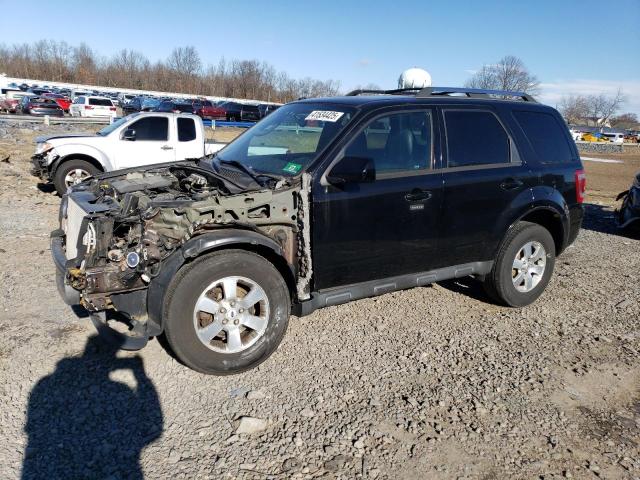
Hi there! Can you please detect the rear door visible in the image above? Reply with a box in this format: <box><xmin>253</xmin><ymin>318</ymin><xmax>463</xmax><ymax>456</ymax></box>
<box><xmin>312</xmin><ymin>108</ymin><xmax>444</xmax><ymax>289</ymax></box>
<box><xmin>112</xmin><ymin>115</ymin><xmax>175</xmax><ymax>169</ymax></box>
<box><xmin>438</xmin><ymin>107</ymin><xmax>535</xmax><ymax>266</ymax></box>
<box><xmin>88</xmin><ymin>98</ymin><xmax>115</xmax><ymax>116</ymax></box>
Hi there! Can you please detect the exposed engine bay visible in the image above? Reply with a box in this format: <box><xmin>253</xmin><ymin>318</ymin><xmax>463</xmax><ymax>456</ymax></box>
<box><xmin>59</xmin><ymin>161</ymin><xmax>311</xmax><ymax>315</ymax></box>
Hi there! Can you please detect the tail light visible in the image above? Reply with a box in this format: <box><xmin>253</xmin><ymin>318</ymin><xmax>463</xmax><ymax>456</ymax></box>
<box><xmin>84</xmin><ymin>105</ymin><xmax>93</xmax><ymax>110</ymax></box>
<box><xmin>575</xmin><ymin>169</ymin><xmax>586</xmax><ymax>203</ymax></box>
<box><xmin>109</xmin><ymin>107</ymin><xmax>116</xmax><ymax>111</ymax></box>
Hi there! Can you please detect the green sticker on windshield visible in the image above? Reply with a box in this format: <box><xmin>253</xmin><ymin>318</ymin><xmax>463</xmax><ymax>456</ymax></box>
<box><xmin>283</xmin><ymin>162</ymin><xmax>302</xmax><ymax>174</ymax></box>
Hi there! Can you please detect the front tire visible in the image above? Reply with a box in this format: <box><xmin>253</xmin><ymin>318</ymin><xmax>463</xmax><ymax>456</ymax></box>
<box><xmin>164</xmin><ymin>250</ymin><xmax>290</xmax><ymax>375</ymax></box>
<box><xmin>483</xmin><ymin>221</ymin><xmax>555</xmax><ymax>307</ymax></box>
<box><xmin>53</xmin><ymin>159</ymin><xmax>100</xmax><ymax>195</ymax></box>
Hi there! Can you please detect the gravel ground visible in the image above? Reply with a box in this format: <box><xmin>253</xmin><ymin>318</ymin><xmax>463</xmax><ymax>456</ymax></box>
<box><xmin>0</xmin><ymin>122</ymin><xmax>639</xmax><ymax>480</ymax></box>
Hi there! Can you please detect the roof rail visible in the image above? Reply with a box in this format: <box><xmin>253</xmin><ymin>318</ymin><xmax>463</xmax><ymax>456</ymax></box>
<box><xmin>416</xmin><ymin>86</ymin><xmax>536</xmax><ymax>102</ymax></box>
<box><xmin>345</xmin><ymin>88</ymin><xmax>422</xmax><ymax>96</ymax></box>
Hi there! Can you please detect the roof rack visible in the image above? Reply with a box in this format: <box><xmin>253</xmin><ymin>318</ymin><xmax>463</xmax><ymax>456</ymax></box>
<box><xmin>345</xmin><ymin>86</ymin><xmax>536</xmax><ymax>102</ymax></box>
<box><xmin>417</xmin><ymin>86</ymin><xmax>536</xmax><ymax>102</ymax></box>
<box><xmin>345</xmin><ymin>88</ymin><xmax>422</xmax><ymax>96</ymax></box>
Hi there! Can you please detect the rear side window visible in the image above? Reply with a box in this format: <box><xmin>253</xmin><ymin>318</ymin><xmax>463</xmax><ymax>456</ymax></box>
<box><xmin>89</xmin><ymin>98</ymin><xmax>113</xmax><ymax>106</ymax></box>
<box><xmin>514</xmin><ymin>111</ymin><xmax>575</xmax><ymax>163</ymax></box>
<box><xmin>177</xmin><ymin>118</ymin><xmax>196</xmax><ymax>142</ymax></box>
<box><xmin>444</xmin><ymin>110</ymin><xmax>511</xmax><ymax>167</ymax></box>
<box><xmin>128</xmin><ymin>117</ymin><xmax>169</xmax><ymax>141</ymax></box>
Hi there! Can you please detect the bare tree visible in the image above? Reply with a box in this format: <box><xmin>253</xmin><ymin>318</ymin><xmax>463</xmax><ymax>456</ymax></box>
<box><xmin>610</xmin><ymin>112</ymin><xmax>638</xmax><ymax>129</ymax></box>
<box><xmin>0</xmin><ymin>39</ymin><xmax>340</xmax><ymax>103</ymax></box>
<box><xmin>585</xmin><ymin>89</ymin><xmax>625</xmax><ymax>126</ymax></box>
<box><xmin>558</xmin><ymin>95</ymin><xmax>590</xmax><ymax>125</ymax></box>
<box><xmin>465</xmin><ymin>55</ymin><xmax>539</xmax><ymax>94</ymax></box>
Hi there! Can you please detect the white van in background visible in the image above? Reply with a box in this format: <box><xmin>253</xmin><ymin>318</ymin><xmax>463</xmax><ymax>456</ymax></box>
<box><xmin>69</xmin><ymin>96</ymin><xmax>117</xmax><ymax>118</ymax></box>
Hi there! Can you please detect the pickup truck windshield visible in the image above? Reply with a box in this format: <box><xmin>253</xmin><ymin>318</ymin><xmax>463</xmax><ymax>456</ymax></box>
<box><xmin>215</xmin><ymin>103</ymin><xmax>355</xmax><ymax>176</ymax></box>
<box><xmin>96</xmin><ymin>115</ymin><xmax>133</xmax><ymax>136</ymax></box>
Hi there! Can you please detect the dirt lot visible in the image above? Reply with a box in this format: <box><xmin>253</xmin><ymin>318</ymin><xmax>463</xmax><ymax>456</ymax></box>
<box><xmin>0</xmin><ymin>123</ymin><xmax>638</xmax><ymax>479</ymax></box>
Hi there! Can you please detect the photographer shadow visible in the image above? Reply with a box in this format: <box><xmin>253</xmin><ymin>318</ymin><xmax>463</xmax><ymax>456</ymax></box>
<box><xmin>22</xmin><ymin>335</ymin><xmax>163</xmax><ymax>480</ymax></box>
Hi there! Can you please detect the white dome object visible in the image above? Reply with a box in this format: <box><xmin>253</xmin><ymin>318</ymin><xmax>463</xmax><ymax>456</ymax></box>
<box><xmin>398</xmin><ymin>68</ymin><xmax>432</xmax><ymax>89</ymax></box>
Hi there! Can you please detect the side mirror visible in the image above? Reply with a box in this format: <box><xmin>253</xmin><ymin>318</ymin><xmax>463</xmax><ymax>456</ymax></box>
<box><xmin>123</xmin><ymin>128</ymin><xmax>136</xmax><ymax>141</ymax></box>
<box><xmin>327</xmin><ymin>156</ymin><xmax>375</xmax><ymax>185</ymax></box>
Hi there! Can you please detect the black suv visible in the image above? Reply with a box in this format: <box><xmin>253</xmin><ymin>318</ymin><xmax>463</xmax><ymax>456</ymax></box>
<box><xmin>51</xmin><ymin>87</ymin><xmax>585</xmax><ymax>374</ymax></box>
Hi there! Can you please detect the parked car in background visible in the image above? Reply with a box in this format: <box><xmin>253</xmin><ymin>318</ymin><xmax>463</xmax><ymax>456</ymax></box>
<box><xmin>602</xmin><ymin>132</ymin><xmax>625</xmax><ymax>144</ymax></box>
<box><xmin>0</xmin><ymin>91</ymin><xmax>36</xmax><ymax>113</ymax></box>
<box><xmin>69</xmin><ymin>96</ymin><xmax>116</xmax><ymax>118</ymax></box>
<box><xmin>258</xmin><ymin>103</ymin><xmax>280</xmax><ymax>118</ymax></box>
<box><xmin>218</xmin><ymin>101</ymin><xmax>261</xmax><ymax>122</ymax></box>
<box><xmin>31</xmin><ymin>112</ymin><xmax>226</xmax><ymax>194</ymax></box>
<box><xmin>154</xmin><ymin>100</ymin><xmax>196</xmax><ymax>114</ymax></box>
<box><xmin>141</xmin><ymin>97</ymin><xmax>161</xmax><ymax>112</ymax></box>
<box><xmin>121</xmin><ymin>96</ymin><xmax>146</xmax><ymax>115</ymax></box>
<box><xmin>192</xmin><ymin>99</ymin><xmax>226</xmax><ymax>120</ymax></box>
<box><xmin>42</xmin><ymin>93</ymin><xmax>71</xmax><ymax>112</ymax></box>
<box><xmin>581</xmin><ymin>132</ymin><xmax>609</xmax><ymax>142</ymax></box>
<box><xmin>70</xmin><ymin>89</ymin><xmax>93</xmax><ymax>99</ymax></box>
<box><xmin>28</xmin><ymin>88</ymin><xmax>52</xmax><ymax>96</ymax></box>
<box><xmin>19</xmin><ymin>96</ymin><xmax>64</xmax><ymax>116</ymax></box>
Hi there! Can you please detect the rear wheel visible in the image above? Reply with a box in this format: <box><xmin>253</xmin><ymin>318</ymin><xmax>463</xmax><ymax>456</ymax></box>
<box><xmin>164</xmin><ymin>250</ymin><xmax>290</xmax><ymax>375</ymax></box>
<box><xmin>53</xmin><ymin>159</ymin><xmax>100</xmax><ymax>195</ymax></box>
<box><xmin>483</xmin><ymin>221</ymin><xmax>555</xmax><ymax>307</ymax></box>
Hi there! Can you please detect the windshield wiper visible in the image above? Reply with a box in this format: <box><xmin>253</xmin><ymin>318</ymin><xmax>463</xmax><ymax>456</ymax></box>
<box><xmin>218</xmin><ymin>158</ymin><xmax>284</xmax><ymax>182</ymax></box>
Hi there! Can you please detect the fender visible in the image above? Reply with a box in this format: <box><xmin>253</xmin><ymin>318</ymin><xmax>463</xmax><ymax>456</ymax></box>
<box><xmin>146</xmin><ymin>229</ymin><xmax>294</xmax><ymax>330</ymax></box>
<box><xmin>49</xmin><ymin>142</ymin><xmax>114</xmax><ymax>173</ymax></box>
<box><xmin>495</xmin><ymin>185</ymin><xmax>570</xmax><ymax>256</ymax></box>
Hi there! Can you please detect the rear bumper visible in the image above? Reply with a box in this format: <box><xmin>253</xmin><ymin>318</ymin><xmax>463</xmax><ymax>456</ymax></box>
<box><xmin>566</xmin><ymin>205</ymin><xmax>584</xmax><ymax>248</ymax></box>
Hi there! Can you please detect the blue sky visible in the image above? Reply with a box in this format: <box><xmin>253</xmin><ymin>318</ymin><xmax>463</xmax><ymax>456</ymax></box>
<box><xmin>1</xmin><ymin>0</ymin><xmax>639</xmax><ymax>112</ymax></box>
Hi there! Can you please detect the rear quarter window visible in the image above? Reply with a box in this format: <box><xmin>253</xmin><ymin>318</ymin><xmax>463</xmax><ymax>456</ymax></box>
<box><xmin>514</xmin><ymin>110</ymin><xmax>575</xmax><ymax>164</ymax></box>
<box><xmin>177</xmin><ymin>118</ymin><xmax>197</xmax><ymax>142</ymax></box>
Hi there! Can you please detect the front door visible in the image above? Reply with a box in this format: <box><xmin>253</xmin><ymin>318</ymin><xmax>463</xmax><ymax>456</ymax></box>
<box><xmin>113</xmin><ymin>115</ymin><xmax>175</xmax><ymax>169</ymax></box>
<box><xmin>312</xmin><ymin>109</ymin><xmax>443</xmax><ymax>289</ymax></box>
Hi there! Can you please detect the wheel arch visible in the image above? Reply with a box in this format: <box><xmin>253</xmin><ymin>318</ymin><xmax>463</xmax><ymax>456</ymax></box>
<box><xmin>51</xmin><ymin>153</ymin><xmax>105</xmax><ymax>176</ymax></box>
<box><xmin>147</xmin><ymin>229</ymin><xmax>298</xmax><ymax>331</ymax></box>
<box><xmin>513</xmin><ymin>205</ymin><xmax>568</xmax><ymax>255</ymax></box>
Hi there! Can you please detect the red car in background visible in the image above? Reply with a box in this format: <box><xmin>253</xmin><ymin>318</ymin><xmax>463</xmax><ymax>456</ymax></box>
<box><xmin>192</xmin><ymin>99</ymin><xmax>226</xmax><ymax>120</ymax></box>
<box><xmin>42</xmin><ymin>93</ymin><xmax>71</xmax><ymax>113</ymax></box>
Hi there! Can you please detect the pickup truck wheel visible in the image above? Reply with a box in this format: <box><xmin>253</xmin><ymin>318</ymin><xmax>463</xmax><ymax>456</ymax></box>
<box><xmin>164</xmin><ymin>250</ymin><xmax>290</xmax><ymax>375</ymax></box>
<box><xmin>53</xmin><ymin>159</ymin><xmax>100</xmax><ymax>195</ymax></box>
<box><xmin>483</xmin><ymin>221</ymin><xmax>555</xmax><ymax>307</ymax></box>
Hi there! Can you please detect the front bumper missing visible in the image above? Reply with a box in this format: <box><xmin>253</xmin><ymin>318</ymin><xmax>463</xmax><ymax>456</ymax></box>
<box><xmin>50</xmin><ymin>229</ymin><xmax>152</xmax><ymax>350</ymax></box>
<box><xmin>31</xmin><ymin>153</ymin><xmax>53</xmax><ymax>182</ymax></box>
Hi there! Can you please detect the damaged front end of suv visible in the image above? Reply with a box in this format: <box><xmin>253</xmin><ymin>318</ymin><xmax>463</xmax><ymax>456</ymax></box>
<box><xmin>52</xmin><ymin>159</ymin><xmax>312</xmax><ymax>349</ymax></box>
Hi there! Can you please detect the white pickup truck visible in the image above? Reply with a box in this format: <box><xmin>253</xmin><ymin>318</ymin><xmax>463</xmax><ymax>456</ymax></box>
<box><xmin>31</xmin><ymin>112</ymin><xmax>226</xmax><ymax>194</ymax></box>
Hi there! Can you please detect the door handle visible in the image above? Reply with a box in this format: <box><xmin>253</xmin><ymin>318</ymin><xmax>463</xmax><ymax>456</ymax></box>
<box><xmin>405</xmin><ymin>189</ymin><xmax>432</xmax><ymax>202</ymax></box>
<box><xmin>161</xmin><ymin>145</ymin><xmax>173</xmax><ymax>150</ymax></box>
<box><xmin>500</xmin><ymin>178</ymin><xmax>524</xmax><ymax>190</ymax></box>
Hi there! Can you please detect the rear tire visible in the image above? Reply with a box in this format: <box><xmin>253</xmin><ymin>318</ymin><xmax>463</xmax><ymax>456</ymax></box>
<box><xmin>164</xmin><ymin>250</ymin><xmax>290</xmax><ymax>375</ymax></box>
<box><xmin>483</xmin><ymin>221</ymin><xmax>555</xmax><ymax>307</ymax></box>
<box><xmin>53</xmin><ymin>159</ymin><xmax>100</xmax><ymax>195</ymax></box>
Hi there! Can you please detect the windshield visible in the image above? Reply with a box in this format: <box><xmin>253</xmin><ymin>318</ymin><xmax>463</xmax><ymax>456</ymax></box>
<box><xmin>97</xmin><ymin>115</ymin><xmax>132</xmax><ymax>136</ymax></box>
<box><xmin>215</xmin><ymin>103</ymin><xmax>355</xmax><ymax>176</ymax></box>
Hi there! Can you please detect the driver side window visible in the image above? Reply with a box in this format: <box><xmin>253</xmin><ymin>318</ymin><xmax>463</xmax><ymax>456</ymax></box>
<box><xmin>126</xmin><ymin>117</ymin><xmax>169</xmax><ymax>141</ymax></box>
<box><xmin>344</xmin><ymin>110</ymin><xmax>433</xmax><ymax>176</ymax></box>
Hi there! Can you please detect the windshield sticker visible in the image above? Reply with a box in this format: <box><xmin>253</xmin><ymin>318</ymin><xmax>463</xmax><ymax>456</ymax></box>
<box><xmin>283</xmin><ymin>162</ymin><xmax>302</xmax><ymax>174</ymax></box>
<box><xmin>305</xmin><ymin>110</ymin><xmax>344</xmax><ymax>122</ymax></box>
